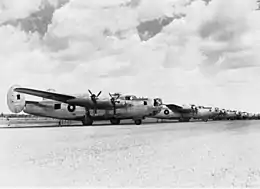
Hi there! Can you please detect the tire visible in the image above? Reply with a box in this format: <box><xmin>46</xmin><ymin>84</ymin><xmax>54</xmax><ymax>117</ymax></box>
<box><xmin>110</xmin><ymin>118</ymin><xmax>120</xmax><ymax>125</ymax></box>
<box><xmin>134</xmin><ymin>119</ymin><xmax>142</xmax><ymax>125</ymax></box>
<box><xmin>82</xmin><ymin>115</ymin><xmax>93</xmax><ymax>126</ymax></box>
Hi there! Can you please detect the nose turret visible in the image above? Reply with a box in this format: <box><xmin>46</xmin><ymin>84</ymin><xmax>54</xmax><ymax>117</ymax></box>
<box><xmin>153</xmin><ymin>98</ymin><xmax>163</xmax><ymax>107</ymax></box>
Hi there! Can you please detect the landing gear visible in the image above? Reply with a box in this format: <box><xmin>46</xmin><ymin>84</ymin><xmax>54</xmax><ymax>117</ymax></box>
<box><xmin>82</xmin><ymin>115</ymin><xmax>93</xmax><ymax>126</ymax></box>
<box><xmin>110</xmin><ymin>118</ymin><xmax>120</xmax><ymax>125</ymax></box>
<box><xmin>134</xmin><ymin>119</ymin><xmax>142</xmax><ymax>125</ymax></box>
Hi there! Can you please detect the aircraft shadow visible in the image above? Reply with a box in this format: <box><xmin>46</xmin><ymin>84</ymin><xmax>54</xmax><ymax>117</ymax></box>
<box><xmin>1</xmin><ymin>119</ymin><xmax>246</xmax><ymax>130</ymax></box>
<box><xmin>0</xmin><ymin>120</ymin><xmax>184</xmax><ymax>129</ymax></box>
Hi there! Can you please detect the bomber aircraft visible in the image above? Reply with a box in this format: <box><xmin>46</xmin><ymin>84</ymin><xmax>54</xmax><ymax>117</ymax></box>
<box><xmin>151</xmin><ymin>101</ymin><xmax>213</xmax><ymax>122</ymax></box>
<box><xmin>208</xmin><ymin>107</ymin><xmax>221</xmax><ymax>120</ymax></box>
<box><xmin>7</xmin><ymin>85</ymin><xmax>162</xmax><ymax>126</ymax></box>
<box><xmin>225</xmin><ymin>110</ymin><xmax>237</xmax><ymax>120</ymax></box>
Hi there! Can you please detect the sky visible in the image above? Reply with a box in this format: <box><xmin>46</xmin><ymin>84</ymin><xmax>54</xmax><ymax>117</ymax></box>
<box><xmin>1</xmin><ymin>0</ymin><xmax>260</xmax><ymax>113</ymax></box>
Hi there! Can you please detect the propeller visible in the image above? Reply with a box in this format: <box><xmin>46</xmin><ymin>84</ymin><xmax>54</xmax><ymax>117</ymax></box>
<box><xmin>88</xmin><ymin>89</ymin><xmax>102</xmax><ymax>114</ymax></box>
<box><xmin>191</xmin><ymin>105</ymin><xmax>196</xmax><ymax>113</ymax></box>
<box><xmin>109</xmin><ymin>93</ymin><xmax>120</xmax><ymax>115</ymax></box>
<box><xmin>191</xmin><ymin>105</ymin><xmax>198</xmax><ymax>114</ymax></box>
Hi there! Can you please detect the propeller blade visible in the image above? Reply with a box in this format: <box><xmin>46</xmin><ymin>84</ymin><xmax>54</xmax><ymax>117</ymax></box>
<box><xmin>88</xmin><ymin>89</ymin><xmax>93</xmax><ymax>95</ymax></box>
<box><xmin>108</xmin><ymin>93</ymin><xmax>117</xmax><ymax>115</ymax></box>
<box><xmin>97</xmin><ymin>91</ymin><xmax>102</xmax><ymax>97</ymax></box>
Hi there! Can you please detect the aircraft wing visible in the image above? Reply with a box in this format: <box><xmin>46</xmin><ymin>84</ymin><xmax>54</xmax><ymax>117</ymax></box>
<box><xmin>15</xmin><ymin>87</ymin><xmax>115</xmax><ymax>109</ymax></box>
<box><xmin>15</xmin><ymin>88</ymin><xmax>76</xmax><ymax>103</ymax></box>
<box><xmin>165</xmin><ymin>104</ymin><xmax>193</xmax><ymax>113</ymax></box>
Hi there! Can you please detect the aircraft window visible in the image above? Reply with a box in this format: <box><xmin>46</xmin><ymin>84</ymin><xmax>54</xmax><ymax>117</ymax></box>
<box><xmin>17</xmin><ymin>94</ymin><xmax>20</xmax><ymax>100</ymax></box>
<box><xmin>144</xmin><ymin>101</ymin><xmax>147</xmax><ymax>105</ymax></box>
<box><xmin>54</xmin><ymin>104</ymin><xmax>61</xmax><ymax>109</ymax></box>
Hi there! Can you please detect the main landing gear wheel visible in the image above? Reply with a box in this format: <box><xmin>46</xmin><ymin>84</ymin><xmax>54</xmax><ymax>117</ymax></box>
<box><xmin>134</xmin><ymin>119</ymin><xmax>142</xmax><ymax>125</ymax></box>
<box><xmin>203</xmin><ymin>119</ymin><xmax>208</xmax><ymax>122</ymax></box>
<box><xmin>82</xmin><ymin>115</ymin><xmax>93</xmax><ymax>126</ymax></box>
<box><xmin>110</xmin><ymin>118</ymin><xmax>120</xmax><ymax>125</ymax></box>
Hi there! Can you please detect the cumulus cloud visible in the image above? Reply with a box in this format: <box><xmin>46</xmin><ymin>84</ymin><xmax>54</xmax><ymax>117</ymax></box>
<box><xmin>1</xmin><ymin>0</ymin><xmax>260</xmax><ymax>113</ymax></box>
<box><xmin>0</xmin><ymin>0</ymin><xmax>65</xmax><ymax>23</ymax></box>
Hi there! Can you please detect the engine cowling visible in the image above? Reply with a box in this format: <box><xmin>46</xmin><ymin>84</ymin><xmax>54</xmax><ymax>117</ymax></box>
<box><xmin>7</xmin><ymin>85</ymin><xmax>26</xmax><ymax>113</ymax></box>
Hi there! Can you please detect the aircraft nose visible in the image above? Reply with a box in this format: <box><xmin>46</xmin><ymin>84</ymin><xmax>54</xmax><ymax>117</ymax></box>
<box><xmin>153</xmin><ymin>109</ymin><xmax>161</xmax><ymax>116</ymax></box>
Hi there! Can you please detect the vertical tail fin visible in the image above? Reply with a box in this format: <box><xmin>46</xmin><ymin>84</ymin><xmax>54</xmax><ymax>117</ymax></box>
<box><xmin>7</xmin><ymin>85</ymin><xmax>26</xmax><ymax>113</ymax></box>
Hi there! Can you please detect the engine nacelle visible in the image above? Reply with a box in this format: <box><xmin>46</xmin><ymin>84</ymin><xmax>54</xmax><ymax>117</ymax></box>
<box><xmin>7</xmin><ymin>85</ymin><xmax>26</xmax><ymax>113</ymax></box>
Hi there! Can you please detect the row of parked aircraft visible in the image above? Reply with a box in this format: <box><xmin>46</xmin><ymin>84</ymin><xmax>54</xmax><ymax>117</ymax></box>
<box><xmin>7</xmin><ymin>85</ymin><xmax>260</xmax><ymax>126</ymax></box>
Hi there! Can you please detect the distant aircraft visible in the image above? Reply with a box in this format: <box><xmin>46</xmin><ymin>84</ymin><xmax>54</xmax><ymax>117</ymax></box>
<box><xmin>225</xmin><ymin>110</ymin><xmax>237</xmax><ymax>120</ymax></box>
<box><xmin>208</xmin><ymin>107</ymin><xmax>221</xmax><ymax>120</ymax></box>
<box><xmin>152</xmin><ymin>102</ymin><xmax>212</xmax><ymax>122</ymax></box>
<box><xmin>212</xmin><ymin>108</ymin><xmax>227</xmax><ymax>120</ymax></box>
<box><xmin>7</xmin><ymin>85</ymin><xmax>162</xmax><ymax>126</ymax></box>
<box><xmin>234</xmin><ymin>111</ymin><xmax>243</xmax><ymax>120</ymax></box>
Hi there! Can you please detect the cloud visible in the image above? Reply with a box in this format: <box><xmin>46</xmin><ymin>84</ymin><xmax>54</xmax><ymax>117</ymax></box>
<box><xmin>0</xmin><ymin>0</ymin><xmax>42</xmax><ymax>22</ymax></box>
<box><xmin>1</xmin><ymin>0</ymin><xmax>260</xmax><ymax>113</ymax></box>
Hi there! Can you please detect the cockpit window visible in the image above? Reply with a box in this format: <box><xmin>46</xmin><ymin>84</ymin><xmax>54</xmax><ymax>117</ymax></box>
<box><xmin>17</xmin><ymin>94</ymin><xmax>20</xmax><ymax>100</ymax></box>
<box><xmin>144</xmin><ymin>101</ymin><xmax>147</xmax><ymax>105</ymax></box>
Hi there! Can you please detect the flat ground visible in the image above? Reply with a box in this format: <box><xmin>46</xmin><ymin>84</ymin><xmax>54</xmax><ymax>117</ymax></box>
<box><xmin>1</xmin><ymin>120</ymin><xmax>260</xmax><ymax>187</ymax></box>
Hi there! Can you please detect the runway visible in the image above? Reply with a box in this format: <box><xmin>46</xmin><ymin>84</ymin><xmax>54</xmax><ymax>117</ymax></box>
<box><xmin>1</xmin><ymin>120</ymin><xmax>260</xmax><ymax>187</ymax></box>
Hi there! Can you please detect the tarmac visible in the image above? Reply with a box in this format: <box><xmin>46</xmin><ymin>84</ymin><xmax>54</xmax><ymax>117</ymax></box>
<box><xmin>1</xmin><ymin>120</ymin><xmax>260</xmax><ymax>187</ymax></box>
